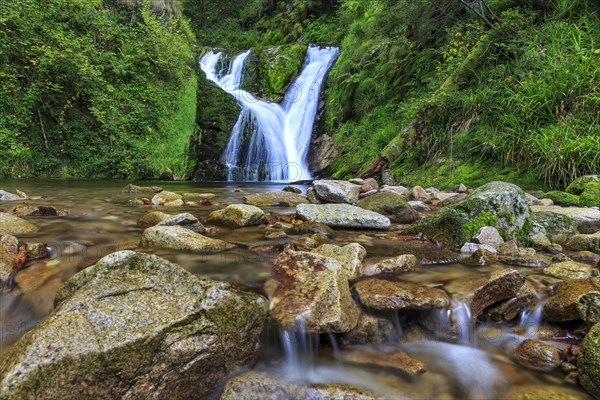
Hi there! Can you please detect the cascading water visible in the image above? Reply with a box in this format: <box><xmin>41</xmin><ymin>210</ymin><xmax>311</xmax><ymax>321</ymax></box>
<box><xmin>199</xmin><ymin>45</ymin><xmax>339</xmax><ymax>182</ymax></box>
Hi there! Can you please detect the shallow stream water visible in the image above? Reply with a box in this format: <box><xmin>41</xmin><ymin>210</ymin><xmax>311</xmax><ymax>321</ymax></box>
<box><xmin>0</xmin><ymin>180</ymin><xmax>593</xmax><ymax>399</ymax></box>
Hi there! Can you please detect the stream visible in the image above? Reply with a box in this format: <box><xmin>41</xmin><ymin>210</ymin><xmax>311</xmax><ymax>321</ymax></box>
<box><xmin>0</xmin><ymin>180</ymin><xmax>592</xmax><ymax>399</ymax></box>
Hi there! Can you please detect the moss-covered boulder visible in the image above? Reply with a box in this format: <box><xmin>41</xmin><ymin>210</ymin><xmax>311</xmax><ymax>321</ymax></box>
<box><xmin>579</xmin><ymin>321</ymin><xmax>600</xmax><ymax>398</ymax></box>
<box><xmin>0</xmin><ymin>251</ymin><xmax>268</xmax><ymax>399</ymax></box>
<box><xmin>532</xmin><ymin>211</ymin><xmax>578</xmax><ymax>245</ymax></box>
<box><xmin>567</xmin><ymin>175</ymin><xmax>599</xmax><ymax>195</ymax></box>
<box><xmin>355</xmin><ymin>191</ymin><xmax>419</xmax><ymax>224</ymax></box>
<box><xmin>544</xmin><ymin>191</ymin><xmax>581</xmax><ymax>206</ymax></box>
<box><xmin>568</xmin><ymin>176</ymin><xmax>600</xmax><ymax>207</ymax></box>
<box><xmin>409</xmin><ymin>181</ymin><xmax>531</xmax><ymax>250</ymax></box>
<box><xmin>532</xmin><ymin>205</ymin><xmax>600</xmax><ymax>234</ymax></box>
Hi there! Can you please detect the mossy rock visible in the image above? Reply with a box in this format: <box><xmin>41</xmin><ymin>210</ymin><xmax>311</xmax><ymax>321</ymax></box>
<box><xmin>579</xmin><ymin>181</ymin><xmax>600</xmax><ymax>207</ymax></box>
<box><xmin>544</xmin><ymin>191</ymin><xmax>580</xmax><ymax>206</ymax></box>
<box><xmin>566</xmin><ymin>175</ymin><xmax>599</xmax><ymax>195</ymax></box>
<box><xmin>579</xmin><ymin>322</ymin><xmax>600</xmax><ymax>398</ymax></box>
<box><xmin>532</xmin><ymin>211</ymin><xmax>578</xmax><ymax>245</ymax></box>
<box><xmin>408</xmin><ymin>181</ymin><xmax>531</xmax><ymax>250</ymax></box>
<box><xmin>0</xmin><ymin>251</ymin><xmax>268</xmax><ymax>399</ymax></box>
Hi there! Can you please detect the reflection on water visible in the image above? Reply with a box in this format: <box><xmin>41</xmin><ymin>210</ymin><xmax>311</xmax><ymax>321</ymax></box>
<box><xmin>0</xmin><ymin>180</ymin><xmax>594</xmax><ymax>398</ymax></box>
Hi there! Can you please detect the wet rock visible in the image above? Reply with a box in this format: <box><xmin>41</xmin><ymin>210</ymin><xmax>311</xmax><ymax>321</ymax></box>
<box><xmin>468</xmin><ymin>248</ymin><xmax>498</xmax><ymax>266</ymax></box>
<box><xmin>264</xmin><ymin>230</ymin><xmax>287</xmax><ymax>240</ymax></box>
<box><xmin>544</xmin><ymin>261</ymin><xmax>597</xmax><ymax>280</ymax></box>
<box><xmin>341</xmin><ymin>311</ymin><xmax>395</xmax><ymax>345</ymax></box>
<box><xmin>533</xmin><ymin>211</ymin><xmax>579</xmax><ymax>244</ymax></box>
<box><xmin>0</xmin><ymin>251</ymin><xmax>268</xmax><ymax>399</ymax></box>
<box><xmin>340</xmin><ymin>348</ymin><xmax>427</xmax><ymax>378</ymax></box>
<box><xmin>283</xmin><ymin>185</ymin><xmax>302</xmax><ymax>194</ymax></box>
<box><xmin>408</xmin><ymin>201</ymin><xmax>431</xmax><ymax>212</ymax></box>
<box><xmin>503</xmin><ymin>384</ymin><xmax>587</xmax><ymax>400</ymax></box>
<box><xmin>359</xmin><ymin>255</ymin><xmax>418</xmax><ymax>276</ymax></box>
<box><xmin>220</xmin><ymin>371</ymin><xmax>302</xmax><ymax>400</ymax></box>
<box><xmin>0</xmin><ymin>212</ymin><xmax>39</xmax><ymax>236</ymax></box>
<box><xmin>183</xmin><ymin>192</ymin><xmax>215</xmax><ymax>200</ymax></box>
<box><xmin>296</xmin><ymin>204</ymin><xmax>391</xmax><ymax>230</ymax></box>
<box><xmin>25</xmin><ymin>242</ymin><xmax>49</xmax><ymax>260</ymax></box>
<box><xmin>164</xmin><ymin>199</ymin><xmax>184</xmax><ymax>207</ymax></box>
<box><xmin>306</xmin><ymin>187</ymin><xmax>323</xmax><ymax>204</ymax></box>
<box><xmin>311</xmin><ymin>243</ymin><xmax>366</xmax><ymax>280</ymax></box>
<box><xmin>151</xmin><ymin>190</ymin><xmax>182</xmax><ymax>205</ymax></box>
<box><xmin>572</xmin><ymin>251</ymin><xmax>600</xmax><ymax>265</ymax></box>
<box><xmin>483</xmin><ymin>283</ymin><xmax>536</xmax><ymax>322</ymax></box>
<box><xmin>460</xmin><ymin>242</ymin><xmax>498</xmax><ymax>255</ymax></box>
<box><xmin>567</xmin><ymin>231</ymin><xmax>600</xmax><ymax>253</ymax></box>
<box><xmin>313</xmin><ymin>180</ymin><xmax>361</xmax><ymax>204</ymax></box>
<box><xmin>287</xmin><ymin>220</ymin><xmax>335</xmax><ymax>237</ymax></box>
<box><xmin>445</xmin><ymin>269</ymin><xmax>524</xmax><ymax>319</ymax></box>
<box><xmin>121</xmin><ymin>184</ymin><xmax>162</xmax><ymax>194</ymax></box>
<box><xmin>306</xmin><ymin>383</ymin><xmax>383</xmax><ymax>399</ymax></box>
<box><xmin>409</xmin><ymin>181</ymin><xmax>531</xmax><ymax>250</ymax></box>
<box><xmin>284</xmin><ymin>233</ymin><xmax>330</xmax><ymax>251</ymax></box>
<box><xmin>380</xmin><ymin>185</ymin><xmax>410</xmax><ymax>196</ymax></box>
<box><xmin>157</xmin><ymin>213</ymin><xmax>205</xmax><ymax>233</ymax></box>
<box><xmin>408</xmin><ymin>186</ymin><xmax>430</xmax><ymax>203</ymax></box>
<box><xmin>11</xmin><ymin>205</ymin><xmax>69</xmax><ymax>217</ymax></box>
<box><xmin>243</xmin><ymin>191</ymin><xmax>309</xmax><ymax>207</ymax></box>
<box><xmin>497</xmin><ymin>255</ymin><xmax>549</xmax><ymax>268</ymax></box>
<box><xmin>0</xmin><ymin>190</ymin><xmax>22</xmax><ymax>201</ymax></box>
<box><xmin>579</xmin><ymin>321</ymin><xmax>600</xmax><ymax>398</ymax></box>
<box><xmin>532</xmin><ymin>206</ymin><xmax>600</xmax><ymax>234</ymax></box>
<box><xmin>353</xmin><ymin>278</ymin><xmax>450</xmax><ymax>311</ymax></box>
<box><xmin>138</xmin><ymin>211</ymin><xmax>170</xmax><ymax>226</ymax></box>
<box><xmin>208</xmin><ymin>204</ymin><xmax>267</xmax><ymax>227</ymax></box>
<box><xmin>140</xmin><ymin>226</ymin><xmax>235</xmax><ymax>254</ymax></box>
<box><xmin>530</xmin><ymin>232</ymin><xmax>552</xmax><ymax>248</ymax></box>
<box><xmin>265</xmin><ymin>249</ymin><xmax>360</xmax><ymax>333</ymax></box>
<box><xmin>361</xmin><ymin>178</ymin><xmax>379</xmax><ymax>193</ymax></box>
<box><xmin>0</xmin><ymin>235</ymin><xmax>18</xmax><ymax>282</ymax></box>
<box><xmin>355</xmin><ymin>192</ymin><xmax>419</xmax><ymax>224</ymax></box>
<box><xmin>543</xmin><ymin>278</ymin><xmax>600</xmax><ymax>323</ymax></box>
<box><xmin>513</xmin><ymin>339</ymin><xmax>560</xmax><ymax>371</ymax></box>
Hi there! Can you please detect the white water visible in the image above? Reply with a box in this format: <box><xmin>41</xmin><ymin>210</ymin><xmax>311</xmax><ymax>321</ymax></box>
<box><xmin>199</xmin><ymin>45</ymin><xmax>339</xmax><ymax>182</ymax></box>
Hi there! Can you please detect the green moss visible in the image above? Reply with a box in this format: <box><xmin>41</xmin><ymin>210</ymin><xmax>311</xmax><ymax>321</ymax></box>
<box><xmin>257</xmin><ymin>44</ymin><xmax>307</xmax><ymax>100</ymax></box>
<box><xmin>459</xmin><ymin>211</ymin><xmax>498</xmax><ymax>239</ymax></box>
<box><xmin>566</xmin><ymin>175</ymin><xmax>599</xmax><ymax>194</ymax></box>
<box><xmin>581</xmin><ymin>190</ymin><xmax>600</xmax><ymax>207</ymax></box>
<box><xmin>544</xmin><ymin>191</ymin><xmax>581</xmax><ymax>206</ymax></box>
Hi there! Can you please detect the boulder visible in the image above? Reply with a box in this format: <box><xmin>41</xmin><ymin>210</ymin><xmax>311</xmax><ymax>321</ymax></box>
<box><xmin>306</xmin><ymin>187</ymin><xmax>322</xmax><ymax>204</ymax></box>
<box><xmin>0</xmin><ymin>251</ymin><xmax>268</xmax><ymax>399</ymax></box>
<box><xmin>121</xmin><ymin>184</ymin><xmax>162</xmax><ymax>194</ymax></box>
<box><xmin>138</xmin><ymin>211</ymin><xmax>170</xmax><ymax>226</ymax></box>
<box><xmin>265</xmin><ymin>249</ymin><xmax>360</xmax><ymax>333</ymax></box>
<box><xmin>286</xmin><ymin>220</ymin><xmax>335</xmax><ymax>237</ymax></box>
<box><xmin>482</xmin><ymin>283</ymin><xmax>536</xmax><ymax>322</ymax></box>
<box><xmin>340</xmin><ymin>311</ymin><xmax>395</xmax><ymax>345</ymax></box>
<box><xmin>355</xmin><ymin>192</ymin><xmax>419</xmax><ymax>224</ymax></box>
<box><xmin>140</xmin><ymin>226</ymin><xmax>235</xmax><ymax>254</ymax></box>
<box><xmin>544</xmin><ymin>191</ymin><xmax>580</xmax><ymax>206</ymax></box>
<box><xmin>532</xmin><ymin>206</ymin><xmax>600</xmax><ymax>234</ymax></box>
<box><xmin>243</xmin><ymin>191</ymin><xmax>309</xmax><ymax>207</ymax></box>
<box><xmin>409</xmin><ymin>182</ymin><xmax>532</xmax><ymax>250</ymax></box>
<box><xmin>445</xmin><ymin>269</ymin><xmax>524</xmax><ymax>319</ymax></box>
<box><xmin>380</xmin><ymin>185</ymin><xmax>410</xmax><ymax>196</ymax></box>
<box><xmin>296</xmin><ymin>204</ymin><xmax>391</xmax><ymax>230</ymax></box>
<box><xmin>0</xmin><ymin>235</ymin><xmax>18</xmax><ymax>282</ymax></box>
<box><xmin>579</xmin><ymin>321</ymin><xmax>600</xmax><ymax>398</ymax></box>
<box><xmin>471</xmin><ymin>226</ymin><xmax>504</xmax><ymax>249</ymax></box>
<box><xmin>156</xmin><ymin>213</ymin><xmax>205</xmax><ymax>233</ymax></box>
<box><xmin>313</xmin><ymin>180</ymin><xmax>361</xmax><ymax>204</ymax></box>
<box><xmin>543</xmin><ymin>278</ymin><xmax>600</xmax><ymax>323</ymax></box>
<box><xmin>0</xmin><ymin>212</ymin><xmax>39</xmax><ymax>236</ymax></box>
<box><xmin>311</xmin><ymin>243</ymin><xmax>366</xmax><ymax>280</ymax></box>
<box><xmin>408</xmin><ymin>186</ymin><xmax>430</xmax><ymax>202</ymax></box>
<box><xmin>360</xmin><ymin>178</ymin><xmax>379</xmax><ymax>193</ymax></box>
<box><xmin>533</xmin><ymin>211</ymin><xmax>579</xmax><ymax>244</ymax></box>
<box><xmin>352</xmin><ymin>278</ymin><xmax>450</xmax><ymax>311</ymax></box>
<box><xmin>359</xmin><ymin>255</ymin><xmax>418</xmax><ymax>276</ymax></box>
<box><xmin>544</xmin><ymin>261</ymin><xmax>597</xmax><ymax>280</ymax></box>
<box><xmin>460</xmin><ymin>242</ymin><xmax>498</xmax><ymax>255</ymax></box>
<box><xmin>151</xmin><ymin>191</ymin><xmax>182</xmax><ymax>205</ymax></box>
<box><xmin>208</xmin><ymin>204</ymin><xmax>267</xmax><ymax>227</ymax></box>
<box><xmin>512</xmin><ymin>339</ymin><xmax>560</xmax><ymax>372</ymax></box>
<box><xmin>567</xmin><ymin>175</ymin><xmax>600</xmax><ymax>195</ymax></box>
<box><xmin>567</xmin><ymin>231</ymin><xmax>600</xmax><ymax>253</ymax></box>
<box><xmin>0</xmin><ymin>190</ymin><xmax>22</xmax><ymax>202</ymax></box>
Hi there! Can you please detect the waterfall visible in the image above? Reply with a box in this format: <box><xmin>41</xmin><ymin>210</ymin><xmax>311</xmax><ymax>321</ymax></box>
<box><xmin>199</xmin><ymin>45</ymin><xmax>339</xmax><ymax>182</ymax></box>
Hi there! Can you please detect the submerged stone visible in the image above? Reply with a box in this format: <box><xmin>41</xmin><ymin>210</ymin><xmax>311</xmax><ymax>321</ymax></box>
<box><xmin>121</xmin><ymin>184</ymin><xmax>162</xmax><ymax>194</ymax></box>
<box><xmin>340</xmin><ymin>348</ymin><xmax>427</xmax><ymax>378</ymax></box>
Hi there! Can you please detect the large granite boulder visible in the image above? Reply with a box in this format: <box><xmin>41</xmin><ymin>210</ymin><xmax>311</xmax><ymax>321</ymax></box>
<box><xmin>265</xmin><ymin>249</ymin><xmax>360</xmax><ymax>333</ymax></box>
<box><xmin>313</xmin><ymin>180</ymin><xmax>361</xmax><ymax>204</ymax></box>
<box><xmin>355</xmin><ymin>191</ymin><xmax>419</xmax><ymax>224</ymax></box>
<box><xmin>408</xmin><ymin>182</ymin><xmax>531</xmax><ymax>249</ymax></box>
<box><xmin>0</xmin><ymin>251</ymin><xmax>268</xmax><ymax>399</ymax></box>
<box><xmin>140</xmin><ymin>225</ymin><xmax>235</xmax><ymax>253</ymax></box>
<box><xmin>0</xmin><ymin>212</ymin><xmax>39</xmax><ymax>236</ymax></box>
<box><xmin>296</xmin><ymin>204</ymin><xmax>391</xmax><ymax>229</ymax></box>
<box><xmin>208</xmin><ymin>204</ymin><xmax>267</xmax><ymax>227</ymax></box>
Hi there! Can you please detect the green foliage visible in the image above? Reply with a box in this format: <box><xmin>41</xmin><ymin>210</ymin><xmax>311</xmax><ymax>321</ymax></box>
<box><xmin>0</xmin><ymin>0</ymin><xmax>196</xmax><ymax>178</ymax></box>
<box><xmin>544</xmin><ymin>191</ymin><xmax>581</xmax><ymax>206</ymax></box>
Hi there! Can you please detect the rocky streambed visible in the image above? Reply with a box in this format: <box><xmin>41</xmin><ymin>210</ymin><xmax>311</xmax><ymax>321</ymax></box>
<box><xmin>0</xmin><ymin>177</ymin><xmax>599</xmax><ymax>399</ymax></box>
